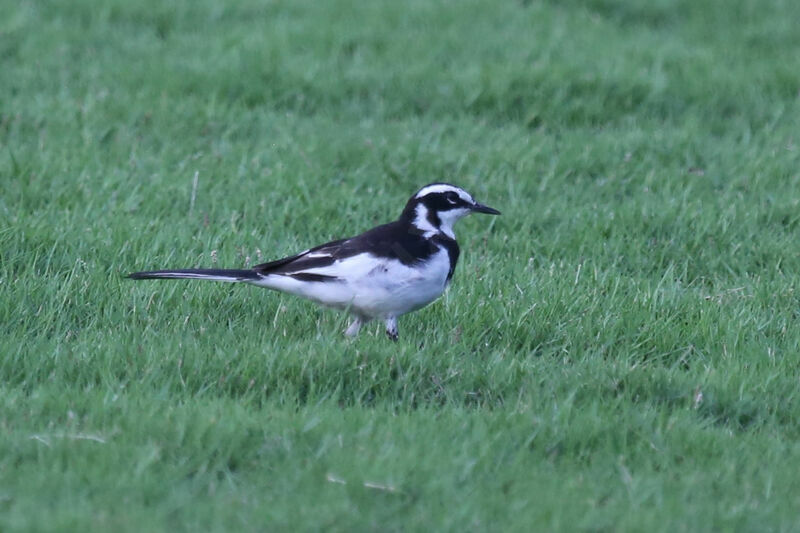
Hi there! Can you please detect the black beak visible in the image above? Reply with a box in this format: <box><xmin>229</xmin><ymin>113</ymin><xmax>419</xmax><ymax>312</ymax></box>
<box><xmin>471</xmin><ymin>202</ymin><xmax>501</xmax><ymax>215</ymax></box>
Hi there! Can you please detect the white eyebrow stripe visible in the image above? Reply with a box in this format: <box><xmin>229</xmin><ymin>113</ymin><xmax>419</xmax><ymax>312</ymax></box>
<box><xmin>415</xmin><ymin>184</ymin><xmax>459</xmax><ymax>198</ymax></box>
<box><xmin>414</xmin><ymin>184</ymin><xmax>474</xmax><ymax>204</ymax></box>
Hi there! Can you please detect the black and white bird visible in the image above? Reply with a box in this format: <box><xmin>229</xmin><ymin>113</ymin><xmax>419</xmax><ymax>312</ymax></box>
<box><xmin>129</xmin><ymin>183</ymin><xmax>500</xmax><ymax>340</ymax></box>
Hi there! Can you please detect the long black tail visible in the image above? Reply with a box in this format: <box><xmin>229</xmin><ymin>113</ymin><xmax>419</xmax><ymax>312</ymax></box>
<box><xmin>128</xmin><ymin>269</ymin><xmax>260</xmax><ymax>282</ymax></box>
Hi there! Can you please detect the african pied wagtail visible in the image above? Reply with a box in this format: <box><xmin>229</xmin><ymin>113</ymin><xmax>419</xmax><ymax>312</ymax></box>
<box><xmin>129</xmin><ymin>183</ymin><xmax>500</xmax><ymax>340</ymax></box>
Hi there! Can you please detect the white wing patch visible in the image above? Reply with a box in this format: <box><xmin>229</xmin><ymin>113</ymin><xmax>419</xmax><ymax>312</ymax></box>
<box><xmin>306</xmin><ymin>250</ymin><xmax>336</xmax><ymax>258</ymax></box>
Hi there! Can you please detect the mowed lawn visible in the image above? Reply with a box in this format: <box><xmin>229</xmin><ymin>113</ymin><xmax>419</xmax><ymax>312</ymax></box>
<box><xmin>2</xmin><ymin>0</ymin><xmax>800</xmax><ymax>530</ymax></box>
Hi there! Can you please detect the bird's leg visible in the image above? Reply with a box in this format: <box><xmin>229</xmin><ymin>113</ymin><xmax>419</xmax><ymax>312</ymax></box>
<box><xmin>345</xmin><ymin>316</ymin><xmax>363</xmax><ymax>338</ymax></box>
<box><xmin>384</xmin><ymin>316</ymin><xmax>398</xmax><ymax>342</ymax></box>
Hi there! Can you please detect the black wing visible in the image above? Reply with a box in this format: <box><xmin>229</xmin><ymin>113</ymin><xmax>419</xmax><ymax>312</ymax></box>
<box><xmin>252</xmin><ymin>221</ymin><xmax>444</xmax><ymax>278</ymax></box>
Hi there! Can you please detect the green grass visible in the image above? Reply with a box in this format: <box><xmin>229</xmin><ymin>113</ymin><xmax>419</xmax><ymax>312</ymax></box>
<box><xmin>2</xmin><ymin>0</ymin><xmax>800</xmax><ymax>530</ymax></box>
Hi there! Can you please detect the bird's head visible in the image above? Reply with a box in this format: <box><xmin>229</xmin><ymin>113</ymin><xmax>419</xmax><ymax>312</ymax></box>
<box><xmin>401</xmin><ymin>183</ymin><xmax>500</xmax><ymax>239</ymax></box>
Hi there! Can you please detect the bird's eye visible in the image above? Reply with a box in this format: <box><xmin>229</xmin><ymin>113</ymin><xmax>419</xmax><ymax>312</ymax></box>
<box><xmin>445</xmin><ymin>192</ymin><xmax>459</xmax><ymax>204</ymax></box>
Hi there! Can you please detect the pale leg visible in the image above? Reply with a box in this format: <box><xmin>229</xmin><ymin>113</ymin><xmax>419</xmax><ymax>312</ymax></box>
<box><xmin>384</xmin><ymin>316</ymin><xmax>398</xmax><ymax>342</ymax></box>
<box><xmin>345</xmin><ymin>316</ymin><xmax>363</xmax><ymax>337</ymax></box>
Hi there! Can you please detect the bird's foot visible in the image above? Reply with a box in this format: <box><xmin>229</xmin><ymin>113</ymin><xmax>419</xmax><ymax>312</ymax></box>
<box><xmin>385</xmin><ymin>317</ymin><xmax>398</xmax><ymax>342</ymax></box>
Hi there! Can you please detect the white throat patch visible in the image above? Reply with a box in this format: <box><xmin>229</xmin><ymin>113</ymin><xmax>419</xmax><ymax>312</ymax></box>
<box><xmin>437</xmin><ymin>208</ymin><xmax>469</xmax><ymax>239</ymax></box>
<box><xmin>413</xmin><ymin>203</ymin><xmax>467</xmax><ymax>240</ymax></box>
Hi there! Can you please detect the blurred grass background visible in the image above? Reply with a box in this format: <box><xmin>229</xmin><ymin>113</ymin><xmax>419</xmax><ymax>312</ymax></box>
<box><xmin>2</xmin><ymin>0</ymin><xmax>800</xmax><ymax>531</ymax></box>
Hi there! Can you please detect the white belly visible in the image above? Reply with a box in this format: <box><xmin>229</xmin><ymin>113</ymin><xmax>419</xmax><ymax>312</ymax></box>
<box><xmin>349</xmin><ymin>248</ymin><xmax>451</xmax><ymax>318</ymax></box>
<box><xmin>249</xmin><ymin>248</ymin><xmax>451</xmax><ymax>319</ymax></box>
